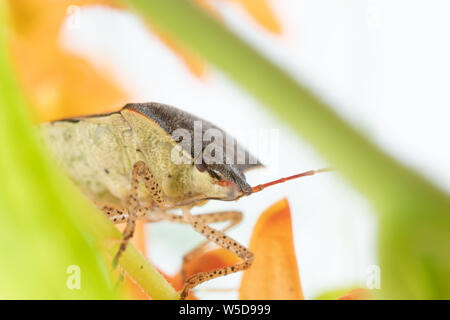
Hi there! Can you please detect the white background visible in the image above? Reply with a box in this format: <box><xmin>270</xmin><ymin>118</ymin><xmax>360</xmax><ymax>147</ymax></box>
<box><xmin>61</xmin><ymin>0</ymin><xmax>450</xmax><ymax>299</ymax></box>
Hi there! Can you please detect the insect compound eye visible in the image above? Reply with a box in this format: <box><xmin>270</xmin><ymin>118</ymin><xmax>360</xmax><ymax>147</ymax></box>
<box><xmin>195</xmin><ymin>162</ymin><xmax>207</xmax><ymax>172</ymax></box>
<box><xmin>217</xmin><ymin>180</ymin><xmax>233</xmax><ymax>187</ymax></box>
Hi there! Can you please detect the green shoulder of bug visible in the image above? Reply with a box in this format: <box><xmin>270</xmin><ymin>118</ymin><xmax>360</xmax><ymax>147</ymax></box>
<box><xmin>39</xmin><ymin>102</ymin><xmax>264</xmax><ymax>209</ymax></box>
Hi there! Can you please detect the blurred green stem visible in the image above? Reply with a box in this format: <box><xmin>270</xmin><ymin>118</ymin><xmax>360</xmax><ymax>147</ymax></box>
<box><xmin>121</xmin><ymin>0</ymin><xmax>450</xmax><ymax>298</ymax></box>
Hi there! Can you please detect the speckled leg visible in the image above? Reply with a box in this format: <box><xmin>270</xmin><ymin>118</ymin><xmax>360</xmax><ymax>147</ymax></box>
<box><xmin>109</xmin><ymin>161</ymin><xmax>164</xmax><ymax>267</ymax></box>
<box><xmin>134</xmin><ymin>210</ymin><xmax>243</xmax><ymax>280</ymax></box>
<box><xmin>101</xmin><ymin>205</ymin><xmax>127</xmax><ymax>223</ymax></box>
<box><xmin>180</xmin><ymin>211</ymin><xmax>242</xmax><ymax>280</ymax></box>
<box><xmin>102</xmin><ymin>206</ymin><xmax>247</xmax><ymax>298</ymax></box>
<box><xmin>101</xmin><ymin>205</ymin><xmax>152</xmax><ymax>224</ymax></box>
<box><xmin>180</xmin><ymin>207</ymin><xmax>253</xmax><ymax>300</ymax></box>
<box><xmin>110</xmin><ymin>162</ymin><xmax>143</xmax><ymax>267</ymax></box>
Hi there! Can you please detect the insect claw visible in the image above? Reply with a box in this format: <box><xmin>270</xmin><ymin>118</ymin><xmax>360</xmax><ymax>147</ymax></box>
<box><xmin>112</xmin><ymin>244</ymin><xmax>126</xmax><ymax>270</ymax></box>
<box><xmin>111</xmin><ymin>254</ymin><xmax>120</xmax><ymax>270</ymax></box>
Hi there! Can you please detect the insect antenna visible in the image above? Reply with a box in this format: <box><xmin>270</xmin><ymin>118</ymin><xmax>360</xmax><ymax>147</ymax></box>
<box><xmin>251</xmin><ymin>168</ymin><xmax>331</xmax><ymax>193</ymax></box>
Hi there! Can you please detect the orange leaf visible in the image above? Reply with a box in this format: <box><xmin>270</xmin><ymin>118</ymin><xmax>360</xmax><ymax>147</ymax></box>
<box><xmin>143</xmin><ymin>0</ymin><xmax>223</xmax><ymax>79</ymax></box>
<box><xmin>122</xmin><ymin>275</ymin><xmax>151</xmax><ymax>300</ymax></box>
<box><xmin>131</xmin><ymin>221</ymin><xmax>147</xmax><ymax>256</ymax></box>
<box><xmin>7</xmin><ymin>0</ymin><xmax>282</xmax><ymax>100</ymax></box>
<box><xmin>184</xmin><ymin>248</ymin><xmax>241</xmax><ymax>279</ymax></box>
<box><xmin>239</xmin><ymin>198</ymin><xmax>303</xmax><ymax>300</ymax></box>
<box><xmin>145</xmin><ymin>24</ymin><xmax>207</xmax><ymax>79</ymax></box>
<box><xmin>6</xmin><ymin>0</ymin><xmax>129</xmax><ymax>122</ymax></box>
<box><xmin>226</xmin><ymin>0</ymin><xmax>282</xmax><ymax>34</ymax></box>
<box><xmin>338</xmin><ymin>288</ymin><xmax>373</xmax><ymax>300</ymax></box>
<box><xmin>163</xmin><ymin>248</ymin><xmax>240</xmax><ymax>300</ymax></box>
<box><xmin>163</xmin><ymin>273</ymin><xmax>197</xmax><ymax>300</ymax></box>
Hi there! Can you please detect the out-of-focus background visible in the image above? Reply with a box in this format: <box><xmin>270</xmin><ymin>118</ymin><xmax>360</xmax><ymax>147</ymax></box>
<box><xmin>54</xmin><ymin>1</ymin><xmax>450</xmax><ymax>299</ymax></box>
<box><xmin>4</xmin><ymin>0</ymin><xmax>449</xmax><ymax>300</ymax></box>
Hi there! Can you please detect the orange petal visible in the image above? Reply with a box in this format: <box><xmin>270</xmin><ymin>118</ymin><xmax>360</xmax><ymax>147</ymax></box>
<box><xmin>159</xmin><ymin>270</ymin><xmax>197</xmax><ymax>300</ymax></box>
<box><xmin>226</xmin><ymin>0</ymin><xmax>282</xmax><ymax>34</ymax></box>
<box><xmin>184</xmin><ymin>248</ymin><xmax>241</xmax><ymax>279</ymax></box>
<box><xmin>143</xmin><ymin>0</ymin><xmax>282</xmax><ymax>78</ymax></box>
<box><xmin>239</xmin><ymin>198</ymin><xmax>303</xmax><ymax>300</ymax></box>
<box><xmin>163</xmin><ymin>248</ymin><xmax>240</xmax><ymax>300</ymax></box>
<box><xmin>143</xmin><ymin>0</ymin><xmax>225</xmax><ymax>79</ymax></box>
<box><xmin>146</xmin><ymin>24</ymin><xmax>207</xmax><ymax>79</ymax></box>
<box><xmin>338</xmin><ymin>288</ymin><xmax>373</xmax><ymax>300</ymax></box>
<box><xmin>195</xmin><ymin>0</ymin><xmax>223</xmax><ymax>20</ymax></box>
<box><xmin>122</xmin><ymin>275</ymin><xmax>151</xmax><ymax>300</ymax></box>
<box><xmin>7</xmin><ymin>0</ymin><xmax>282</xmax><ymax>121</ymax></box>
<box><xmin>131</xmin><ymin>221</ymin><xmax>147</xmax><ymax>256</ymax></box>
<box><xmin>6</xmin><ymin>0</ymin><xmax>128</xmax><ymax>122</ymax></box>
<box><xmin>167</xmin><ymin>273</ymin><xmax>198</xmax><ymax>300</ymax></box>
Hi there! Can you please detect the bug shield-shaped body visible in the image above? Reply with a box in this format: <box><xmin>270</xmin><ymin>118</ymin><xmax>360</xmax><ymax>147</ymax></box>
<box><xmin>40</xmin><ymin>103</ymin><xmax>262</xmax><ymax>209</ymax></box>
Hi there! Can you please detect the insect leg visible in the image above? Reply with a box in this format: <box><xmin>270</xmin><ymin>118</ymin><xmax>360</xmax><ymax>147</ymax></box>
<box><xmin>100</xmin><ymin>205</ymin><xmax>163</xmax><ymax>224</ymax></box>
<box><xmin>137</xmin><ymin>210</ymin><xmax>241</xmax><ymax>230</ymax></box>
<box><xmin>180</xmin><ymin>211</ymin><xmax>243</xmax><ymax>281</ymax></box>
<box><xmin>136</xmin><ymin>209</ymin><xmax>242</xmax><ymax>275</ymax></box>
<box><xmin>180</xmin><ymin>208</ymin><xmax>253</xmax><ymax>300</ymax></box>
<box><xmin>111</xmin><ymin>160</ymin><xmax>166</xmax><ymax>266</ymax></box>
<box><xmin>103</xmin><ymin>205</ymin><xmax>184</xmax><ymax>227</ymax></box>
<box><xmin>133</xmin><ymin>210</ymin><xmax>242</xmax><ymax>280</ymax></box>
<box><xmin>111</xmin><ymin>161</ymin><xmax>145</xmax><ymax>267</ymax></box>
<box><xmin>100</xmin><ymin>205</ymin><xmax>128</xmax><ymax>223</ymax></box>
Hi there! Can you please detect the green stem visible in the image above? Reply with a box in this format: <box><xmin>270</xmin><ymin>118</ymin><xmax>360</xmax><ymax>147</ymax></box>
<box><xmin>80</xmin><ymin>201</ymin><xmax>180</xmax><ymax>300</ymax></box>
<box><xmin>83</xmin><ymin>203</ymin><xmax>179</xmax><ymax>300</ymax></box>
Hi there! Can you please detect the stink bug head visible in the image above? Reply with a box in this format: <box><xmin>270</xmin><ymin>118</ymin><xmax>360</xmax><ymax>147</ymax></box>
<box><xmin>186</xmin><ymin>162</ymin><xmax>254</xmax><ymax>203</ymax></box>
<box><xmin>163</xmin><ymin>158</ymin><xmax>253</xmax><ymax>206</ymax></box>
<box><xmin>186</xmin><ymin>165</ymin><xmax>244</xmax><ymax>203</ymax></box>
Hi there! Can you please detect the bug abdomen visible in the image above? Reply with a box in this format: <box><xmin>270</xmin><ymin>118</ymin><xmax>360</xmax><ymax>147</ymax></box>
<box><xmin>40</xmin><ymin>114</ymin><xmax>147</xmax><ymax>206</ymax></box>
